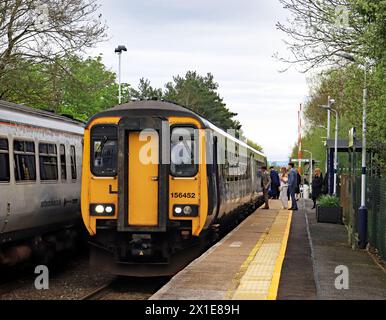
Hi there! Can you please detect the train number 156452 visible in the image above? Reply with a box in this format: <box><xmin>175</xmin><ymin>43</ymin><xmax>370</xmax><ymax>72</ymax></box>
<box><xmin>171</xmin><ymin>192</ymin><xmax>196</xmax><ymax>199</ymax></box>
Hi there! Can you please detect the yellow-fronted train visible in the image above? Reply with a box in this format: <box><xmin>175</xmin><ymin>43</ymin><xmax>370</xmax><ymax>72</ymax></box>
<box><xmin>81</xmin><ymin>100</ymin><xmax>267</xmax><ymax>276</ymax></box>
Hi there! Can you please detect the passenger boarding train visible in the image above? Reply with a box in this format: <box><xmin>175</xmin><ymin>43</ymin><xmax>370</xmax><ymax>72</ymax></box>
<box><xmin>0</xmin><ymin>100</ymin><xmax>84</xmax><ymax>266</ymax></box>
<box><xmin>81</xmin><ymin>100</ymin><xmax>267</xmax><ymax>276</ymax></box>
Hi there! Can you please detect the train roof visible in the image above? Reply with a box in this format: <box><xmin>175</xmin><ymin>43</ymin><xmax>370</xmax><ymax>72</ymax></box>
<box><xmin>0</xmin><ymin>100</ymin><xmax>84</xmax><ymax>135</ymax></box>
<box><xmin>87</xmin><ymin>99</ymin><xmax>204</xmax><ymax>125</ymax></box>
<box><xmin>87</xmin><ymin>99</ymin><xmax>266</xmax><ymax>158</ymax></box>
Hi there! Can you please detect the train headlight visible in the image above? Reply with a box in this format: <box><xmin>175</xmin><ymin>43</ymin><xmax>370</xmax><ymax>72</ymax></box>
<box><xmin>172</xmin><ymin>205</ymin><xmax>198</xmax><ymax>217</ymax></box>
<box><xmin>95</xmin><ymin>205</ymin><xmax>105</xmax><ymax>214</ymax></box>
<box><xmin>90</xmin><ymin>204</ymin><xmax>115</xmax><ymax>216</ymax></box>
<box><xmin>183</xmin><ymin>206</ymin><xmax>192</xmax><ymax>215</ymax></box>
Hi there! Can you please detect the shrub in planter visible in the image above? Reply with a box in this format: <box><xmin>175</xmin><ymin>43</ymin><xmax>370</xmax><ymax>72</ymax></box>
<box><xmin>316</xmin><ymin>195</ymin><xmax>343</xmax><ymax>224</ymax></box>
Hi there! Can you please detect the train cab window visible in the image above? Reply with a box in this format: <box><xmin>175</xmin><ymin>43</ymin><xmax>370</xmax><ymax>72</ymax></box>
<box><xmin>170</xmin><ymin>127</ymin><xmax>198</xmax><ymax>177</ymax></box>
<box><xmin>70</xmin><ymin>145</ymin><xmax>77</xmax><ymax>180</ymax></box>
<box><xmin>0</xmin><ymin>138</ymin><xmax>10</xmax><ymax>182</ymax></box>
<box><xmin>38</xmin><ymin>143</ymin><xmax>58</xmax><ymax>181</ymax></box>
<box><xmin>14</xmin><ymin>140</ymin><xmax>36</xmax><ymax>181</ymax></box>
<box><xmin>90</xmin><ymin>125</ymin><xmax>117</xmax><ymax>177</ymax></box>
<box><xmin>60</xmin><ymin>144</ymin><xmax>67</xmax><ymax>180</ymax></box>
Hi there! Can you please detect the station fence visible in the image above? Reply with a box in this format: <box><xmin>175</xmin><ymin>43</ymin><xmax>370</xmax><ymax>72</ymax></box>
<box><xmin>340</xmin><ymin>174</ymin><xmax>386</xmax><ymax>261</ymax></box>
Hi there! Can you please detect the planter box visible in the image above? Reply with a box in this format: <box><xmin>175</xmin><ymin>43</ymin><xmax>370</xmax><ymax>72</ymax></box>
<box><xmin>316</xmin><ymin>205</ymin><xmax>343</xmax><ymax>224</ymax></box>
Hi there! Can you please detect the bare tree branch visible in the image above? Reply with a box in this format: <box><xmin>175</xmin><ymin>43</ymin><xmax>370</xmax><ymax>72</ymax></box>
<box><xmin>0</xmin><ymin>0</ymin><xmax>107</xmax><ymax>74</ymax></box>
<box><xmin>275</xmin><ymin>0</ymin><xmax>375</xmax><ymax>72</ymax></box>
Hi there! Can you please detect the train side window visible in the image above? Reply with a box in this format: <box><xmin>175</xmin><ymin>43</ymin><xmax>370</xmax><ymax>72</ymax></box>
<box><xmin>14</xmin><ymin>140</ymin><xmax>36</xmax><ymax>181</ymax></box>
<box><xmin>60</xmin><ymin>144</ymin><xmax>67</xmax><ymax>180</ymax></box>
<box><xmin>170</xmin><ymin>127</ymin><xmax>198</xmax><ymax>177</ymax></box>
<box><xmin>39</xmin><ymin>143</ymin><xmax>58</xmax><ymax>181</ymax></box>
<box><xmin>70</xmin><ymin>145</ymin><xmax>77</xmax><ymax>180</ymax></box>
<box><xmin>0</xmin><ymin>138</ymin><xmax>10</xmax><ymax>182</ymax></box>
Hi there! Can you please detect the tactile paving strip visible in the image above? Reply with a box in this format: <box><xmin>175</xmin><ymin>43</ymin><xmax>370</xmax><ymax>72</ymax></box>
<box><xmin>230</xmin><ymin>210</ymin><xmax>292</xmax><ymax>300</ymax></box>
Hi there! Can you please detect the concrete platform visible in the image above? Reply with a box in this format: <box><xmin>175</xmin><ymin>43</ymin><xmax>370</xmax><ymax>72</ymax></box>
<box><xmin>150</xmin><ymin>201</ymin><xmax>291</xmax><ymax>300</ymax></box>
<box><xmin>151</xmin><ymin>198</ymin><xmax>386</xmax><ymax>300</ymax></box>
<box><xmin>278</xmin><ymin>199</ymin><xmax>386</xmax><ymax>300</ymax></box>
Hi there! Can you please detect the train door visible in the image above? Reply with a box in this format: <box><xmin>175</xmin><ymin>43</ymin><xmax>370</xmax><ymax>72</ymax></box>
<box><xmin>212</xmin><ymin>136</ymin><xmax>221</xmax><ymax>218</ymax></box>
<box><xmin>127</xmin><ymin>131</ymin><xmax>159</xmax><ymax>226</ymax></box>
<box><xmin>0</xmin><ymin>136</ymin><xmax>11</xmax><ymax>233</ymax></box>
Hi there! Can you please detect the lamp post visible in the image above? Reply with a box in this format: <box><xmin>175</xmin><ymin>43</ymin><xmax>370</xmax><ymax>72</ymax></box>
<box><xmin>358</xmin><ymin>67</ymin><xmax>368</xmax><ymax>249</ymax></box>
<box><xmin>320</xmin><ymin>104</ymin><xmax>338</xmax><ymax>195</ymax></box>
<box><xmin>317</xmin><ymin>125</ymin><xmax>328</xmax><ymax>172</ymax></box>
<box><xmin>327</xmin><ymin>96</ymin><xmax>332</xmax><ymax>140</ymax></box>
<box><xmin>115</xmin><ymin>45</ymin><xmax>127</xmax><ymax>104</ymax></box>
<box><xmin>338</xmin><ymin>53</ymin><xmax>368</xmax><ymax>248</ymax></box>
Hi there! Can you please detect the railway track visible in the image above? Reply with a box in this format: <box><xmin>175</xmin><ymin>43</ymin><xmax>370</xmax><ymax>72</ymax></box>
<box><xmin>80</xmin><ymin>276</ymin><xmax>169</xmax><ymax>300</ymax></box>
<box><xmin>80</xmin><ymin>280</ymin><xmax>116</xmax><ymax>300</ymax></box>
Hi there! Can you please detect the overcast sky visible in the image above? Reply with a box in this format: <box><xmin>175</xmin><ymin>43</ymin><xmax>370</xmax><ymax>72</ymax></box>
<box><xmin>90</xmin><ymin>0</ymin><xmax>308</xmax><ymax>162</ymax></box>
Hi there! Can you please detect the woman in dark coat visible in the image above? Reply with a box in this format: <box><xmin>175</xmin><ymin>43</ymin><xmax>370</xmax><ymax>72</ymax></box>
<box><xmin>311</xmin><ymin>168</ymin><xmax>324</xmax><ymax>209</ymax></box>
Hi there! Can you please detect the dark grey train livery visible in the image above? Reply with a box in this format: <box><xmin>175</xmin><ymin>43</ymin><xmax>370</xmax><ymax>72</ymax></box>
<box><xmin>0</xmin><ymin>100</ymin><xmax>84</xmax><ymax>265</ymax></box>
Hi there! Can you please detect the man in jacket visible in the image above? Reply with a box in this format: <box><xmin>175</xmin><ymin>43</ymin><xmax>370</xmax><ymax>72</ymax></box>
<box><xmin>288</xmin><ymin>162</ymin><xmax>298</xmax><ymax>211</ymax></box>
<box><xmin>261</xmin><ymin>166</ymin><xmax>271</xmax><ymax>209</ymax></box>
<box><xmin>269</xmin><ymin>166</ymin><xmax>280</xmax><ymax>199</ymax></box>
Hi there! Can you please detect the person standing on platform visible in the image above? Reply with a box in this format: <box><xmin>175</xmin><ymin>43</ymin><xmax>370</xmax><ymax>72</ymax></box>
<box><xmin>279</xmin><ymin>167</ymin><xmax>289</xmax><ymax>209</ymax></box>
<box><xmin>311</xmin><ymin>168</ymin><xmax>324</xmax><ymax>209</ymax></box>
<box><xmin>269</xmin><ymin>166</ymin><xmax>280</xmax><ymax>199</ymax></box>
<box><xmin>288</xmin><ymin>162</ymin><xmax>298</xmax><ymax>211</ymax></box>
<box><xmin>295</xmin><ymin>169</ymin><xmax>302</xmax><ymax>200</ymax></box>
<box><xmin>261</xmin><ymin>166</ymin><xmax>271</xmax><ymax>209</ymax></box>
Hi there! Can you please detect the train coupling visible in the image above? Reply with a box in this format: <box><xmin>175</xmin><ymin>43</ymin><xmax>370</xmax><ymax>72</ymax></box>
<box><xmin>129</xmin><ymin>234</ymin><xmax>153</xmax><ymax>257</ymax></box>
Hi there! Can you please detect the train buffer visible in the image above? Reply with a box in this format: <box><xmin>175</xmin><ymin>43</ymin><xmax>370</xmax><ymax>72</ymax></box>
<box><xmin>151</xmin><ymin>199</ymin><xmax>386</xmax><ymax>300</ymax></box>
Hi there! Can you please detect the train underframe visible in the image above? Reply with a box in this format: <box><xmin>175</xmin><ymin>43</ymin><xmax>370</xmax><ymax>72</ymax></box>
<box><xmin>0</xmin><ymin>220</ymin><xmax>83</xmax><ymax>267</ymax></box>
<box><xmin>89</xmin><ymin>197</ymin><xmax>264</xmax><ymax>277</ymax></box>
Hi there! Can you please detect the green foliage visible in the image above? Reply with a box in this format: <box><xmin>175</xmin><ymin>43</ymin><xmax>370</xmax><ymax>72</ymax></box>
<box><xmin>163</xmin><ymin>71</ymin><xmax>241</xmax><ymax>130</ymax></box>
<box><xmin>292</xmin><ymin>62</ymin><xmax>386</xmax><ymax>174</ymax></box>
<box><xmin>1</xmin><ymin>55</ymin><xmax>120</xmax><ymax>121</ymax></box>
<box><xmin>130</xmin><ymin>78</ymin><xmax>163</xmax><ymax>100</ymax></box>
<box><xmin>277</xmin><ymin>0</ymin><xmax>386</xmax><ymax>71</ymax></box>
<box><xmin>246</xmin><ymin>139</ymin><xmax>263</xmax><ymax>152</ymax></box>
<box><xmin>281</xmin><ymin>0</ymin><xmax>386</xmax><ymax>174</ymax></box>
<box><xmin>317</xmin><ymin>195</ymin><xmax>341</xmax><ymax>207</ymax></box>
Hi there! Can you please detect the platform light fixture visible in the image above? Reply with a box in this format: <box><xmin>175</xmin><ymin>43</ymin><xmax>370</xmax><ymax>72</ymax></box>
<box><xmin>115</xmin><ymin>45</ymin><xmax>127</xmax><ymax>104</ymax></box>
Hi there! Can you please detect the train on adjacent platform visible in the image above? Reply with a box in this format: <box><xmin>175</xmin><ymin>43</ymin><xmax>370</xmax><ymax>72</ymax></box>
<box><xmin>81</xmin><ymin>100</ymin><xmax>267</xmax><ymax>276</ymax></box>
<box><xmin>0</xmin><ymin>100</ymin><xmax>84</xmax><ymax>266</ymax></box>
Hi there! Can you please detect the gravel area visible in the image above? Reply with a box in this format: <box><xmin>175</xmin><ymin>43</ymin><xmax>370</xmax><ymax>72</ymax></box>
<box><xmin>0</xmin><ymin>255</ymin><xmax>115</xmax><ymax>300</ymax></box>
<box><xmin>0</xmin><ymin>253</ymin><xmax>169</xmax><ymax>300</ymax></box>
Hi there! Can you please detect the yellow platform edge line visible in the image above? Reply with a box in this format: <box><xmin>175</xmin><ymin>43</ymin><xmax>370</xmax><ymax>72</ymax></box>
<box><xmin>224</xmin><ymin>228</ymin><xmax>269</xmax><ymax>299</ymax></box>
<box><xmin>266</xmin><ymin>210</ymin><xmax>292</xmax><ymax>300</ymax></box>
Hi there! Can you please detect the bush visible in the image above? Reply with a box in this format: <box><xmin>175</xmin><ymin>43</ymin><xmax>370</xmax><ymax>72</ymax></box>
<box><xmin>317</xmin><ymin>195</ymin><xmax>340</xmax><ymax>207</ymax></box>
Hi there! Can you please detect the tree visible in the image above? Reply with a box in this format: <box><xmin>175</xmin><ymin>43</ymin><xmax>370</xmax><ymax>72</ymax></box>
<box><xmin>4</xmin><ymin>55</ymin><xmax>119</xmax><ymax>120</ymax></box>
<box><xmin>275</xmin><ymin>0</ymin><xmax>386</xmax><ymax>71</ymax></box>
<box><xmin>163</xmin><ymin>71</ymin><xmax>241</xmax><ymax>130</ymax></box>
<box><xmin>130</xmin><ymin>78</ymin><xmax>163</xmax><ymax>100</ymax></box>
<box><xmin>278</xmin><ymin>0</ymin><xmax>386</xmax><ymax>173</ymax></box>
<box><xmin>292</xmin><ymin>63</ymin><xmax>386</xmax><ymax>173</ymax></box>
<box><xmin>246</xmin><ymin>139</ymin><xmax>263</xmax><ymax>152</ymax></box>
<box><xmin>0</xmin><ymin>0</ymin><xmax>107</xmax><ymax>98</ymax></box>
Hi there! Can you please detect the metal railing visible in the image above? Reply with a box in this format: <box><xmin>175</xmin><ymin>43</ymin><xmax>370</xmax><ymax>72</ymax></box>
<box><xmin>340</xmin><ymin>174</ymin><xmax>386</xmax><ymax>260</ymax></box>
